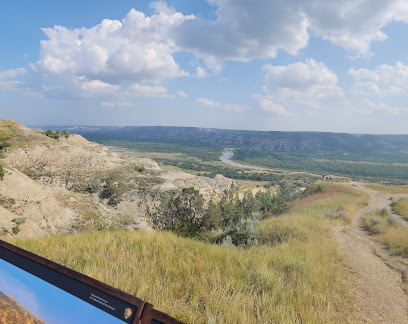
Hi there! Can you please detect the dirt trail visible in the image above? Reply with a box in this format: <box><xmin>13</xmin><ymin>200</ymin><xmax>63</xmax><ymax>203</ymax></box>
<box><xmin>335</xmin><ymin>183</ymin><xmax>408</xmax><ymax>323</ymax></box>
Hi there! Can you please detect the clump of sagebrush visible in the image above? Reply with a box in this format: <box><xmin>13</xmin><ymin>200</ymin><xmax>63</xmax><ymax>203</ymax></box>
<box><xmin>87</xmin><ymin>178</ymin><xmax>100</xmax><ymax>193</ymax></box>
<box><xmin>153</xmin><ymin>184</ymin><xmax>296</xmax><ymax>247</ymax></box>
<box><xmin>0</xmin><ymin>141</ymin><xmax>11</xmax><ymax>150</ymax></box>
<box><xmin>390</xmin><ymin>198</ymin><xmax>408</xmax><ymax>221</ymax></box>
<box><xmin>302</xmin><ymin>183</ymin><xmax>324</xmax><ymax>197</ymax></box>
<box><xmin>0</xmin><ymin>163</ymin><xmax>4</xmax><ymax>180</ymax></box>
<box><xmin>324</xmin><ymin>205</ymin><xmax>346</xmax><ymax>220</ymax></box>
<box><xmin>364</xmin><ymin>208</ymin><xmax>408</xmax><ymax>255</ymax></box>
<box><xmin>43</xmin><ymin>129</ymin><xmax>70</xmax><ymax>139</ymax></box>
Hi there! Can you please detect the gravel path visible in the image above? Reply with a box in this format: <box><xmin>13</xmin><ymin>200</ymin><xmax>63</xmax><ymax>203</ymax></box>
<box><xmin>335</xmin><ymin>183</ymin><xmax>408</xmax><ymax>323</ymax></box>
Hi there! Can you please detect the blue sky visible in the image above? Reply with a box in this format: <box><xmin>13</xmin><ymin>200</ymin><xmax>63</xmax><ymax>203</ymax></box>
<box><xmin>0</xmin><ymin>258</ymin><xmax>126</xmax><ymax>323</ymax></box>
<box><xmin>0</xmin><ymin>0</ymin><xmax>407</xmax><ymax>133</ymax></box>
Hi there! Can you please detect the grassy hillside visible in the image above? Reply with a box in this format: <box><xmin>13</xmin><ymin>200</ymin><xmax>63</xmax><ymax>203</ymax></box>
<box><xmin>364</xmin><ymin>209</ymin><xmax>408</xmax><ymax>255</ymax></box>
<box><xmin>391</xmin><ymin>198</ymin><xmax>408</xmax><ymax>221</ymax></box>
<box><xmin>8</xmin><ymin>182</ymin><xmax>367</xmax><ymax>323</ymax></box>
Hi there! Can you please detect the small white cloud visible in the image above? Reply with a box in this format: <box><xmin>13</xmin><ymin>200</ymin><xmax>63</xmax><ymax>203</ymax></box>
<box><xmin>101</xmin><ymin>102</ymin><xmax>115</xmax><ymax>107</ymax></box>
<box><xmin>195</xmin><ymin>67</ymin><xmax>208</xmax><ymax>78</ymax></box>
<box><xmin>177</xmin><ymin>90</ymin><xmax>187</xmax><ymax>97</ymax></box>
<box><xmin>0</xmin><ymin>68</ymin><xmax>27</xmax><ymax>81</ymax></box>
<box><xmin>126</xmin><ymin>84</ymin><xmax>169</xmax><ymax>97</ymax></box>
<box><xmin>196</xmin><ymin>97</ymin><xmax>221</xmax><ymax>108</ymax></box>
<box><xmin>222</xmin><ymin>104</ymin><xmax>249</xmax><ymax>112</ymax></box>
<box><xmin>79</xmin><ymin>79</ymin><xmax>120</xmax><ymax>98</ymax></box>
<box><xmin>195</xmin><ymin>98</ymin><xmax>247</xmax><ymax>112</ymax></box>
<box><xmin>253</xmin><ymin>94</ymin><xmax>291</xmax><ymax>116</ymax></box>
<box><xmin>351</xmin><ymin>82</ymin><xmax>381</xmax><ymax>96</ymax></box>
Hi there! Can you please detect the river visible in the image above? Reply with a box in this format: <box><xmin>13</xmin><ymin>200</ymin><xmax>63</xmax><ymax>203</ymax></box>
<box><xmin>219</xmin><ymin>149</ymin><xmax>271</xmax><ymax>171</ymax></box>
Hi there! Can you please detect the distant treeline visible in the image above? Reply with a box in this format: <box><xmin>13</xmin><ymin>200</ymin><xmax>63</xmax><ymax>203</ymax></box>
<box><xmin>72</xmin><ymin>125</ymin><xmax>408</xmax><ymax>154</ymax></box>
<box><xmin>233</xmin><ymin>148</ymin><xmax>408</xmax><ymax>181</ymax></box>
<box><xmin>155</xmin><ymin>158</ymin><xmax>289</xmax><ymax>183</ymax></box>
<box><xmin>97</xmin><ymin>140</ymin><xmax>221</xmax><ymax>161</ymax></box>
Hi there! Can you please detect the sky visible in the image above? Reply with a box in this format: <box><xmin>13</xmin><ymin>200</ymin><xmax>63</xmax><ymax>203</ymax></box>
<box><xmin>0</xmin><ymin>258</ymin><xmax>126</xmax><ymax>324</ymax></box>
<box><xmin>0</xmin><ymin>0</ymin><xmax>407</xmax><ymax>134</ymax></box>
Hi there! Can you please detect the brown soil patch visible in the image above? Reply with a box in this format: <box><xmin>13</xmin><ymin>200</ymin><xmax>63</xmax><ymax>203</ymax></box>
<box><xmin>335</xmin><ymin>182</ymin><xmax>408</xmax><ymax>323</ymax></box>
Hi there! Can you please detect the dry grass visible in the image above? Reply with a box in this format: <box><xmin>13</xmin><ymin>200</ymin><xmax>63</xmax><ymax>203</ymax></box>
<box><xmin>391</xmin><ymin>198</ymin><xmax>408</xmax><ymax>221</ymax></box>
<box><xmin>364</xmin><ymin>209</ymin><xmax>408</xmax><ymax>255</ymax></box>
<box><xmin>8</xmin><ymin>182</ymin><xmax>366</xmax><ymax>323</ymax></box>
<box><xmin>365</xmin><ymin>183</ymin><xmax>408</xmax><ymax>194</ymax></box>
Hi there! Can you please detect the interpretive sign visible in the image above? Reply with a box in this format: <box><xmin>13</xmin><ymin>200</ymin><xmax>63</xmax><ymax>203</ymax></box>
<box><xmin>0</xmin><ymin>240</ymin><xmax>182</xmax><ymax>324</ymax></box>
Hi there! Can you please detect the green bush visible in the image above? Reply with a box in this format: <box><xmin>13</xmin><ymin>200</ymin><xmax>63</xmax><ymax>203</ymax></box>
<box><xmin>87</xmin><ymin>179</ymin><xmax>100</xmax><ymax>193</ymax></box>
<box><xmin>0</xmin><ymin>164</ymin><xmax>4</xmax><ymax>180</ymax></box>
<box><xmin>103</xmin><ymin>179</ymin><xmax>117</xmax><ymax>198</ymax></box>
<box><xmin>0</xmin><ymin>141</ymin><xmax>11</xmax><ymax>149</ymax></box>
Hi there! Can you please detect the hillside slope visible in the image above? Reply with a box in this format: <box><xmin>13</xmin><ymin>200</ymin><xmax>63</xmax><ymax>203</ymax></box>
<box><xmin>0</xmin><ymin>120</ymin><xmax>234</xmax><ymax>238</ymax></box>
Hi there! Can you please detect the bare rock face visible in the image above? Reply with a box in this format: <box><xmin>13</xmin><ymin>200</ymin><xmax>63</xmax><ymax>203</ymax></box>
<box><xmin>3</xmin><ymin>134</ymin><xmax>122</xmax><ymax>190</ymax></box>
<box><xmin>206</xmin><ymin>174</ymin><xmax>234</xmax><ymax>193</ymax></box>
<box><xmin>0</xmin><ymin>167</ymin><xmax>74</xmax><ymax>238</ymax></box>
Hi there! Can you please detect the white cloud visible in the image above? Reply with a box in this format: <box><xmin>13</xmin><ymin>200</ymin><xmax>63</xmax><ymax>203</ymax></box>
<box><xmin>259</xmin><ymin>59</ymin><xmax>345</xmax><ymax>113</ymax></box>
<box><xmin>173</xmin><ymin>0</ymin><xmax>408</xmax><ymax>67</ymax></box>
<box><xmin>101</xmin><ymin>102</ymin><xmax>116</xmax><ymax>108</ymax></box>
<box><xmin>349</xmin><ymin>62</ymin><xmax>408</xmax><ymax>115</ymax></box>
<box><xmin>349</xmin><ymin>62</ymin><xmax>408</xmax><ymax>95</ymax></box>
<box><xmin>6</xmin><ymin>1</ymin><xmax>408</xmax><ymax>104</ymax></box>
<box><xmin>175</xmin><ymin>0</ymin><xmax>309</xmax><ymax>69</ymax></box>
<box><xmin>177</xmin><ymin>90</ymin><xmax>187</xmax><ymax>97</ymax></box>
<box><xmin>253</xmin><ymin>94</ymin><xmax>291</xmax><ymax>116</ymax></box>
<box><xmin>195</xmin><ymin>97</ymin><xmax>248</xmax><ymax>112</ymax></box>
<box><xmin>196</xmin><ymin>97</ymin><xmax>221</xmax><ymax>108</ymax></box>
<box><xmin>126</xmin><ymin>84</ymin><xmax>169</xmax><ymax>97</ymax></box>
<box><xmin>0</xmin><ymin>68</ymin><xmax>27</xmax><ymax>81</ymax></box>
<box><xmin>264</xmin><ymin>59</ymin><xmax>338</xmax><ymax>89</ymax></box>
<box><xmin>0</xmin><ymin>68</ymin><xmax>27</xmax><ymax>90</ymax></box>
<box><xmin>351</xmin><ymin>82</ymin><xmax>381</xmax><ymax>96</ymax></box>
<box><xmin>195</xmin><ymin>67</ymin><xmax>208</xmax><ymax>78</ymax></box>
<box><xmin>32</xmin><ymin>3</ymin><xmax>194</xmax><ymax>99</ymax></box>
<box><xmin>222</xmin><ymin>104</ymin><xmax>249</xmax><ymax>112</ymax></box>
<box><xmin>303</xmin><ymin>0</ymin><xmax>408</xmax><ymax>57</ymax></box>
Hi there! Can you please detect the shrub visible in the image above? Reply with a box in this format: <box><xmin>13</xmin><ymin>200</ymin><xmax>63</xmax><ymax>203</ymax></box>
<box><xmin>87</xmin><ymin>179</ymin><xmax>100</xmax><ymax>193</ymax></box>
<box><xmin>0</xmin><ymin>227</ymin><xmax>9</xmax><ymax>236</ymax></box>
<box><xmin>104</xmin><ymin>179</ymin><xmax>117</xmax><ymax>198</ymax></box>
<box><xmin>0</xmin><ymin>141</ymin><xmax>11</xmax><ymax>149</ymax></box>
<box><xmin>387</xmin><ymin>216</ymin><xmax>399</xmax><ymax>228</ymax></box>
<box><xmin>12</xmin><ymin>217</ymin><xmax>26</xmax><ymax>225</ymax></box>
<box><xmin>324</xmin><ymin>205</ymin><xmax>347</xmax><ymax>219</ymax></box>
<box><xmin>135</xmin><ymin>166</ymin><xmax>145</xmax><ymax>173</ymax></box>
<box><xmin>107</xmin><ymin>195</ymin><xmax>121</xmax><ymax>207</ymax></box>
<box><xmin>379</xmin><ymin>208</ymin><xmax>388</xmax><ymax>217</ymax></box>
<box><xmin>44</xmin><ymin>130</ymin><xmax>60</xmax><ymax>139</ymax></box>
<box><xmin>0</xmin><ymin>164</ymin><xmax>4</xmax><ymax>180</ymax></box>
<box><xmin>153</xmin><ymin>187</ymin><xmax>205</xmax><ymax>237</ymax></box>
<box><xmin>302</xmin><ymin>183</ymin><xmax>324</xmax><ymax>197</ymax></box>
<box><xmin>218</xmin><ymin>218</ymin><xmax>260</xmax><ymax>247</ymax></box>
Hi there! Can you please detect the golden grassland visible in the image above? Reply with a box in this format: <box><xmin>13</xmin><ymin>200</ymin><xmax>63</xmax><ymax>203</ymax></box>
<box><xmin>364</xmin><ymin>209</ymin><xmax>408</xmax><ymax>255</ymax></box>
<box><xmin>391</xmin><ymin>198</ymin><xmax>408</xmax><ymax>221</ymax></box>
<box><xmin>365</xmin><ymin>183</ymin><xmax>408</xmax><ymax>194</ymax></box>
<box><xmin>8</xmin><ymin>182</ymin><xmax>367</xmax><ymax>323</ymax></box>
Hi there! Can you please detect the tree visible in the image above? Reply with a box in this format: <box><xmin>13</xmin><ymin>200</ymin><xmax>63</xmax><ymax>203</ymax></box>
<box><xmin>153</xmin><ymin>187</ymin><xmax>205</xmax><ymax>237</ymax></box>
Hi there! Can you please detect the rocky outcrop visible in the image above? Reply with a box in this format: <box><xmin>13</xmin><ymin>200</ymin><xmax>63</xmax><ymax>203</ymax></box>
<box><xmin>0</xmin><ymin>119</ymin><xmax>236</xmax><ymax>238</ymax></box>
